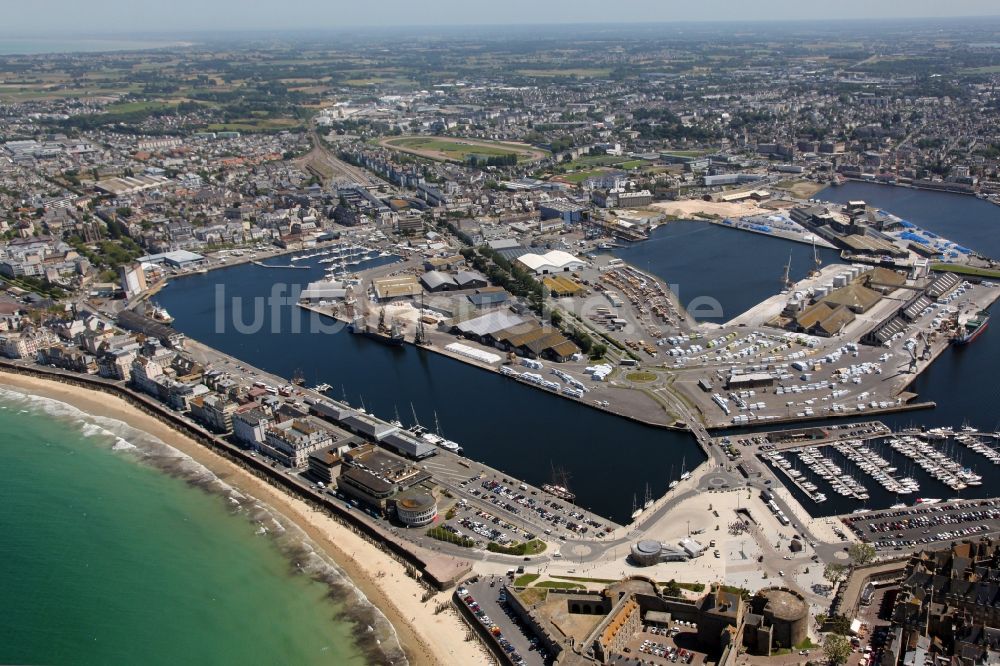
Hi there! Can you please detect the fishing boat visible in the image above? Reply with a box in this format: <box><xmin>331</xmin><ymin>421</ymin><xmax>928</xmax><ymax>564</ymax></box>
<box><xmin>149</xmin><ymin>304</ymin><xmax>174</xmax><ymax>324</ymax></box>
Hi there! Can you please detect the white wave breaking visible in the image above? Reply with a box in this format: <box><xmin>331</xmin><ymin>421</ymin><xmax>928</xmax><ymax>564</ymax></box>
<box><xmin>0</xmin><ymin>382</ymin><xmax>408</xmax><ymax>665</ymax></box>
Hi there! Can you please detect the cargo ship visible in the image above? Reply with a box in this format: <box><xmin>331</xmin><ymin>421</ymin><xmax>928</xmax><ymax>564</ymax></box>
<box><xmin>953</xmin><ymin>310</ymin><xmax>990</xmax><ymax>346</ymax></box>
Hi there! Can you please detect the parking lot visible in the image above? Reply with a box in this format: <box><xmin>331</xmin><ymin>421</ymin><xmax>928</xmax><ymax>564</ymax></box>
<box><xmin>841</xmin><ymin>498</ymin><xmax>1000</xmax><ymax>551</ymax></box>
<box><xmin>419</xmin><ymin>453</ymin><xmax>618</xmax><ymax>546</ymax></box>
<box><xmin>429</xmin><ymin>471</ymin><xmax>615</xmax><ymax>554</ymax></box>
<box><xmin>459</xmin><ymin>576</ymin><xmax>549</xmax><ymax>666</ymax></box>
<box><xmin>610</xmin><ymin>622</ymin><xmax>709</xmax><ymax>666</ymax></box>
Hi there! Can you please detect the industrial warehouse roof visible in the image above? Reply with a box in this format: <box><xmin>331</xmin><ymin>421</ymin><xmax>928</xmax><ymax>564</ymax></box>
<box><xmin>864</xmin><ymin>267</ymin><xmax>907</xmax><ymax>291</ymax></box>
<box><xmin>468</xmin><ymin>288</ymin><xmax>509</xmax><ymax>308</ymax></box>
<box><xmin>822</xmin><ymin>282</ymin><xmax>882</xmax><ymax>312</ymax></box>
<box><xmin>542</xmin><ymin>275</ymin><xmax>584</xmax><ymax>295</ymax></box>
<box><xmin>420</xmin><ymin>270</ymin><xmax>457</xmax><ymax>290</ymax></box>
<box><xmin>453</xmin><ymin>311</ymin><xmax>525</xmax><ymax>337</ymax></box>
<box><xmin>381</xmin><ymin>431</ymin><xmax>436</xmax><ymax>459</ymax></box>
<box><xmin>300</xmin><ymin>280</ymin><xmax>348</xmax><ymax>300</ymax></box>
<box><xmin>840</xmin><ymin>234</ymin><xmax>902</xmax><ymax>255</ymax></box>
<box><xmin>516</xmin><ymin>250</ymin><xmax>584</xmax><ymax>273</ymax></box>
<box><xmin>796</xmin><ymin>301</ymin><xmax>855</xmax><ymax>336</ymax></box>
<box><xmin>372</xmin><ymin>275</ymin><xmax>421</xmax><ymax>299</ymax></box>
<box><xmin>455</xmin><ymin>270</ymin><xmax>487</xmax><ymax>287</ymax></box>
<box><xmin>136</xmin><ymin>250</ymin><xmax>205</xmax><ymax>266</ymax></box>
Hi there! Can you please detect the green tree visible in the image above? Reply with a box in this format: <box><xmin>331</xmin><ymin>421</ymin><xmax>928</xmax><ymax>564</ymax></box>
<box><xmin>848</xmin><ymin>542</ymin><xmax>876</xmax><ymax>567</ymax></box>
<box><xmin>823</xmin><ymin>563</ymin><xmax>847</xmax><ymax>585</ymax></box>
<box><xmin>823</xmin><ymin>633</ymin><xmax>852</xmax><ymax>666</ymax></box>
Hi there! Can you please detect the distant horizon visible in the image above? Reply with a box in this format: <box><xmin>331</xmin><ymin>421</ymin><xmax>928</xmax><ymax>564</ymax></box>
<box><xmin>2</xmin><ymin>0</ymin><xmax>1000</xmax><ymax>37</ymax></box>
<box><xmin>0</xmin><ymin>15</ymin><xmax>999</xmax><ymax>40</ymax></box>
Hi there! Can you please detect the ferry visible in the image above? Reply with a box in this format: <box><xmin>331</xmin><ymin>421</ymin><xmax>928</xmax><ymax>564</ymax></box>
<box><xmin>953</xmin><ymin>310</ymin><xmax>990</xmax><ymax>345</ymax></box>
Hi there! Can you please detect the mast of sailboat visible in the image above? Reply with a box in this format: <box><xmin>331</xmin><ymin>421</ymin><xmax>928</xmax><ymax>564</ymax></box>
<box><xmin>812</xmin><ymin>236</ymin><xmax>822</xmax><ymax>276</ymax></box>
<box><xmin>782</xmin><ymin>251</ymin><xmax>793</xmax><ymax>291</ymax></box>
<box><xmin>434</xmin><ymin>411</ymin><xmax>444</xmax><ymax>437</ymax></box>
<box><xmin>410</xmin><ymin>403</ymin><xmax>421</xmax><ymax>428</ymax></box>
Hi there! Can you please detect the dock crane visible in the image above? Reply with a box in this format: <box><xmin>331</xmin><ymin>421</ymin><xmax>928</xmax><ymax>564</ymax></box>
<box><xmin>918</xmin><ymin>330</ymin><xmax>933</xmax><ymax>361</ymax></box>
<box><xmin>781</xmin><ymin>252</ymin><xmax>794</xmax><ymax>292</ymax></box>
<box><xmin>809</xmin><ymin>237</ymin><xmax>823</xmax><ymax>277</ymax></box>
<box><xmin>903</xmin><ymin>336</ymin><xmax>923</xmax><ymax>373</ymax></box>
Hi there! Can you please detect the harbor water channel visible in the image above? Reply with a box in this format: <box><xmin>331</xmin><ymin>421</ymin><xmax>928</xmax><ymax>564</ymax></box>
<box><xmin>159</xmin><ymin>182</ymin><xmax>1000</xmax><ymax>522</ymax></box>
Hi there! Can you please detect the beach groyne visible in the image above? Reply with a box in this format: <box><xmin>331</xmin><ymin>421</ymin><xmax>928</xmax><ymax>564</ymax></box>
<box><xmin>0</xmin><ymin>360</ymin><xmax>471</xmax><ymax>591</ymax></box>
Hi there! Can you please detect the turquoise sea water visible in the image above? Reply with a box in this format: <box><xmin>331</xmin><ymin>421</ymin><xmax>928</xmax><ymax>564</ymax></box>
<box><xmin>0</xmin><ymin>384</ymin><xmax>404</xmax><ymax>665</ymax></box>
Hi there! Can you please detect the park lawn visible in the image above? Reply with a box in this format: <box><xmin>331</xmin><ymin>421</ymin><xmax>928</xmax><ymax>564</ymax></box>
<box><xmin>661</xmin><ymin>149</ymin><xmax>713</xmax><ymax>158</ymax></box>
<box><xmin>626</xmin><ymin>371</ymin><xmax>657</xmax><ymax>382</ymax></box>
<box><xmin>567</xmin><ymin>155</ymin><xmax>652</xmax><ymax>170</ymax></box>
<box><xmin>535</xmin><ymin>581</ymin><xmax>586</xmax><ymax>590</ymax></box>
<box><xmin>514</xmin><ymin>573</ymin><xmax>541</xmax><ymax>586</ymax></box>
<box><xmin>931</xmin><ymin>263</ymin><xmax>1000</xmax><ymax>279</ymax></box>
<box><xmin>487</xmin><ymin>539</ymin><xmax>547</xmax><ymax>556</ymax></box>
<box><xmin>560</xmin><ymin>169</ymin><xmax>611</xmax><ymax>184</ymax></box>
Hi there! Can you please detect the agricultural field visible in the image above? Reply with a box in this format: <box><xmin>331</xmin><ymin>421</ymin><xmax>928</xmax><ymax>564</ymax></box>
<box><xmin>380</xmin><ymin>135</ymin><xmax>548</xmax><ymax>163</ymax></box>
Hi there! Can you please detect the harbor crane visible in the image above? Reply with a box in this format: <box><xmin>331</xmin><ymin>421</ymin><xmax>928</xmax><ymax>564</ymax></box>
<box><xmin>904</xmin><ymin>337</ymin><xmax>921</xmax><ymax>373</ymax></box>
<box><xmin>781</xmin><ymin>252</ymin><xmax>794</xmax><ymax>292</ymax></box>
<box><xmin>809</xmin><ymin>237</ymin><xmax>823</xmax><ymax>277</ymax></box>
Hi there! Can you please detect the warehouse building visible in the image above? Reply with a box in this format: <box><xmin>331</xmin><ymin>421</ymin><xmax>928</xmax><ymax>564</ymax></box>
<box><xmin>516</xmin><ymin>250</ymin><xmax>586</xmax><ymax>275</ymax></box>
<box><xmin>420</xmin><ymin>270</ymin><xmax>459</xmax><ymax>292</ymax></box>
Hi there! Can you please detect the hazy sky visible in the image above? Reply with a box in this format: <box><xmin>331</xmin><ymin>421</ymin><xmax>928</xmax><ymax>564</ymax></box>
<box><xmin>4</xmin><ymin>0</ymin><xmax>1000</xmax><ymax>34</ymax></box>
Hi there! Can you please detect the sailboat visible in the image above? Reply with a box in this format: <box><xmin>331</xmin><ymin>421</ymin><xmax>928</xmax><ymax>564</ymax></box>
<box><xmin>643</xmin><ymin>483</ymin><xmax>654</xmax><ymax>509</ymax></box>
<box><xmin>422</xmin><ymin>411</ymin><xmax>462</xmax><ymax>453</ymax></box>
<box><xmin>631</xmin><ymin>494</ymin><xmax>643</xmax><ymax>520</ymax></box>
<box><xmin>679</xmin><ymin>456</ymin><xmax>691</xmax><ymax>481</ymax></box>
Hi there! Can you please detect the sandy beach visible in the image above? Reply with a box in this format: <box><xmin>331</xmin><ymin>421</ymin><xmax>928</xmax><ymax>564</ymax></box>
<box><xmin>0</xmin><ymin>370</ymin><xmax>489</xmax><ymax>666</ymax></box>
